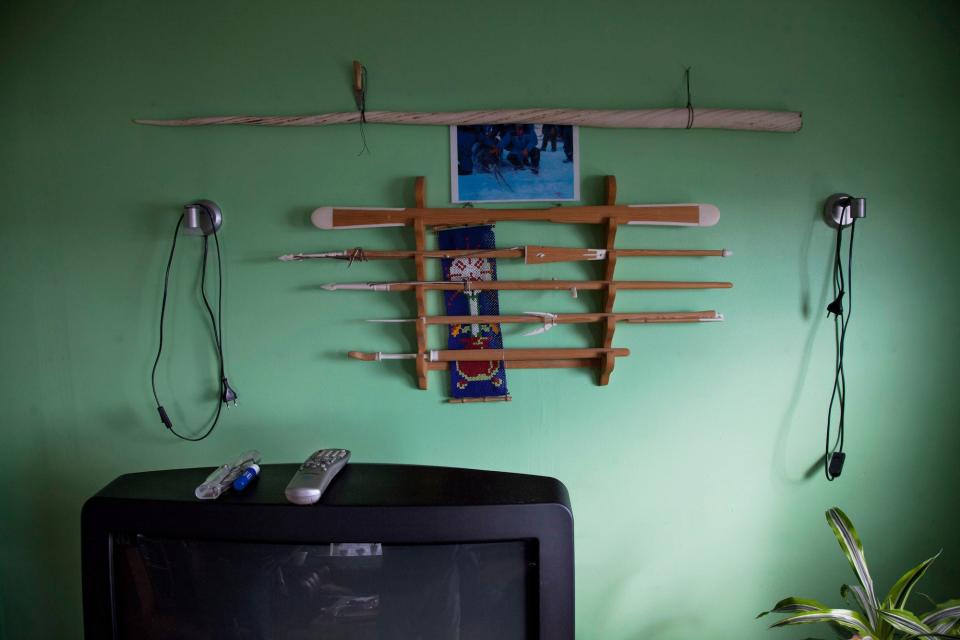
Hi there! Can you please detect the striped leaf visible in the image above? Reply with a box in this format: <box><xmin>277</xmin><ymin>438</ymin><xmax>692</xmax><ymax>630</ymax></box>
<box><xmin>934</xmin><ymin>619</ymin><xmax>960</xmax><ymax>636</ymax></box>
<box><xmin>769</xmin><ymin>608</ymin><xmax>870</xmax><ymax>635</ymax></box>
<box><xmin>843</xmin><ymin>583</ymin><xmax>879</xmax><ymax>629</ymax></box>
<box><xmin>886</xmin><ymin>551</ymin><xmax>941</xmax><ymax>610</ymax></box>
<box><xmin>826</xmin><ymin>508</ymin><xmax>878</xmax><ymax>608</ymax></box>
<box><xmin>757</xmin><ymin>597</ymin><xmax>829</xmax><ymax>619</ymax></box>
<box><xmin>923</xmin><ymin>600</ymin><xmax>960</xmax><ymax>628</ymax></box>
<box><xmin>879</xmin><ymin>607</ymin><xmax>935</xmax><ymax>638</ymax></box>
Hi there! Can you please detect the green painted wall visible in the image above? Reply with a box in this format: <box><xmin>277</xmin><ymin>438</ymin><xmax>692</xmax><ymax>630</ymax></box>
<box><xmin>1</xmin><ymin>0</ymin><xmax>958</xmax><ymax>637</ymax></box>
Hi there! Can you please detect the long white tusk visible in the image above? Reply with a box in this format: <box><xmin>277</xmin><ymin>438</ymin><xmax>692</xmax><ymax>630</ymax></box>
<box><xmin>520</xmin><ymin>312</ymin><xmax>558</xmax><ymax>337</ymax></box>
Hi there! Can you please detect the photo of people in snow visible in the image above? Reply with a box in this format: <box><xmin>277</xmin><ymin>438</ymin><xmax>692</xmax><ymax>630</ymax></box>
<box><xmin>451</xmin><ymin>124</ymin><xmax>579</xmax><ymax>203</ymax></box>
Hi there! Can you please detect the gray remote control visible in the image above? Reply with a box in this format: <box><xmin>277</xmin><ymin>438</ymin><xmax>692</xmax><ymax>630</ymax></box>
<box><xmin>285</xmin><ymin>449</ymin><xmax>351</xmax><ymax>505</ymax></box>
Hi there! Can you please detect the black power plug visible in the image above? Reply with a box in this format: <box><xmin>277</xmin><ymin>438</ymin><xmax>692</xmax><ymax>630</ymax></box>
<box><xmin>826</xmin><ymin>292</ymin><xmax>844</xmax><ymax>316</ymax></box>
<box><xmin>828</xmin><ymin>452</ymin><xmax>846</xmax><ymax>478</ymax></box>
<box><xmin>222</xmin><ymin>378</ymin><xmax>238</xmax><ymax>406</ymax></box>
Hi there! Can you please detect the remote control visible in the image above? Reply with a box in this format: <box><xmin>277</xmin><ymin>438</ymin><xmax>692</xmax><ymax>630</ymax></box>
<box><xmin>285</xmin><ymin>449</ymin><xmax>351</xmax><ymax>505</ymax></box>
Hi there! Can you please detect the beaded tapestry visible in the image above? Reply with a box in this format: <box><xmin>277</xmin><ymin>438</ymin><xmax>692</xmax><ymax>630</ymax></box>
<box><xmin>438</xmin><ymin>225</ymin><xmax>509</xmax><ymax>399</ymax></box>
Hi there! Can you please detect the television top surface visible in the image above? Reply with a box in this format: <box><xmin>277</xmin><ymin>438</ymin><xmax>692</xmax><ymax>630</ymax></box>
<box><xmin>88</xmin><ymin>463</ymin><xmax>571</xmax><ymax>510</ymax></box>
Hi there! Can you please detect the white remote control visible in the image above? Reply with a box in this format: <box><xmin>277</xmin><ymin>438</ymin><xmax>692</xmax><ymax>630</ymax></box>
<box><xmin>285</xmin><ymin>449</ymin><xmax>351</xmax><ymax>505</ymax></box>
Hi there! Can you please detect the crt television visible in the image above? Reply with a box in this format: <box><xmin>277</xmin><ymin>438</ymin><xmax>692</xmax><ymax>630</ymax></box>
<box><xmin>82</xmin><ymin>463</ymin><xmax>574</xmax><ymax>639</ymax></box>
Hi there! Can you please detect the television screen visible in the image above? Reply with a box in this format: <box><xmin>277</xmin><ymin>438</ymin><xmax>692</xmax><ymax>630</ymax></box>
<box><xmin>112</xmin><ymin>534</ymin><xmax>536</xmax><ymax>639</ymax></box>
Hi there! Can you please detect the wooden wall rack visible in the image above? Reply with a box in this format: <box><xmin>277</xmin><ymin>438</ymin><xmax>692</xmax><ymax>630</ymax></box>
<box><xmin>296</xmin><ymin>176</ymin><xmax>732</xmax><ymax>395</ymax></box>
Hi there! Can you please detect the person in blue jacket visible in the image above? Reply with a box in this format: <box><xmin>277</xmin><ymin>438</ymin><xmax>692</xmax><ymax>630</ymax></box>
<box><xmin>456</xmin><ymin>125</ymin><xmax>481</xmax><ymax>175</ymax></box>
<box><xmin>471</xmin><ymin>126</ymin><xmax>502</xmax><ymax>173</ymax></box>
<box><xmin>500</xmin><ymin>124</ymin><xmax>540</xmax><ymax>175</ymax></box>
<box><xmin>457</xmin><ymin>125</ymin><xmax>480</xmax><ymax>176</ymax></box>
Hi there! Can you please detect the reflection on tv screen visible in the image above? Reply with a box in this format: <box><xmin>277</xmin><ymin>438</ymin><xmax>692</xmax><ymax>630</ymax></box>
<box><xmin>112</xmin><ymin>535</ymin><xmax>535</xmax><ymax>639</ymax></box>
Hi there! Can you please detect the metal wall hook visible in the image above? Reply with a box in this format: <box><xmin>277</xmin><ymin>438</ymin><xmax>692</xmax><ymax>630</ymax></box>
<box><xmin>183</xmin><ymin>199</ymin><xmax>223</xmax><ymax>235</ymax></box>
<box><xmin>824</xmin><ymin>193</ymin><xmax>866</xmax><ymax>228</ymax></box>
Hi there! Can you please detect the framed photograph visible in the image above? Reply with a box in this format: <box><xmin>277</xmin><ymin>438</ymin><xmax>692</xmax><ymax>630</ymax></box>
<box><xmin>450</xmin><ymin>124</ymin><xmax>580</xmax><ymax>203</ymax></box>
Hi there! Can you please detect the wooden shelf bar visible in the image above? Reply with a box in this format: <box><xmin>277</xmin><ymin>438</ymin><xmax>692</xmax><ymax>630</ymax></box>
<box><xmin>345</xmin><ymin>279</ymin><xmax>732</xmax><ymax>292</ymax></box>
<box><xmin>410</xmin><ymin>311</ymin><xmax>721</xmax><ymax>325</ymax></box>
<box><xmin>428</xmin><ymin>358</ymin><xmax>604</xmax><ymax>371</ymax></box>
<box><xmin>413</xmin><ymin>177</ymin><xmax>428</xmax><ymax>390</ymax></box>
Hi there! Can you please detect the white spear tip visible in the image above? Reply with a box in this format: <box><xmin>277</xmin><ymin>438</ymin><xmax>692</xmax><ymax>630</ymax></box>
<box><xmin>321</xmin><ymin>283</ymin><xmax>337</xmax><ymax>291</ymax></box>
<box><xmin>278</xmin><ymin>254</ymin><xmax>296</xmax><ymax>261</ymax></box>
<box><xmin>311</xmin><ymin>207</ymin><xmax>334</xmax><ymax>229</ymax></box>
<box><xmin>722</xmin><ymin>249</ymin><xmax>733</xmax><ymax>257</ymax></box>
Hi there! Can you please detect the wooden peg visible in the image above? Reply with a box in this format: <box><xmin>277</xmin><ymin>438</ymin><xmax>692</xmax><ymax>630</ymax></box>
<box><xmin>604</xmin><ymin>175</ymin><xmax>617</xmax><ymax>206</ymax></box>
<box><xmin>414</xmin><ymin>176</ymin><xmax>426</xmax><ymax>209</ymax></box>
<box><xmin>352</xmin><ymin>60</ymin><xmax>363</xmax><ymax>94</ymax></box>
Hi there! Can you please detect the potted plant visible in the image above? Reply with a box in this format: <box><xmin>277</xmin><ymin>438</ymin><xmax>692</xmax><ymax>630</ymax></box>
<box><xmin>759</xmin><ymin>507</ymin><xmax>959</xmax><ymax>639</ymax></box>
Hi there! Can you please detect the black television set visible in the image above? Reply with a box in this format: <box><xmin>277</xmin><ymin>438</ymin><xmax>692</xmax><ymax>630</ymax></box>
<box><xmin>81</xmin><ymin>463</ymin><xmax>574</xmax><ymax>639</ymax></box>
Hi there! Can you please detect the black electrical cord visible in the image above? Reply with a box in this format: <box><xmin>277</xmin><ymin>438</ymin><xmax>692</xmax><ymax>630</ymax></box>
<box><xmin>151</xmin><ymin>210</ymin><xmax>236</xmax><ymax>441</ymax></box>
<box><xmin>150</xmin><ymin>215</ymin><xmax>182</xmax><ymax>411</ymax></box>
<box><xmin>825</xmin><ymin>216</ymin><xmax>856</xmax><ymax>480</ymax></box>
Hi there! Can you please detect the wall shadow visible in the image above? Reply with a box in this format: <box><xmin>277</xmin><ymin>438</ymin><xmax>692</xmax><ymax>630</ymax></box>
<box><xmin>771</xmin><ymin>204</ymin><xmax>835</xmax><ymax>484</ymax></box>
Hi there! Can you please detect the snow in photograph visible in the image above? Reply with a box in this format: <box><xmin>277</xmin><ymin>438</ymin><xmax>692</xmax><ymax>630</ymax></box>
<box><xmin>450</xmin><ymin>124</ymin><xmax>580</xmax><ymax>203</ymax></box>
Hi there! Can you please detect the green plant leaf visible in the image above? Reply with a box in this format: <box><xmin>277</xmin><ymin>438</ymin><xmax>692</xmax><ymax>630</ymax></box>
<box><xmin>826</xmin><ymin>508</ymin><xmax>878</xmax><ymax>608</ymax></box>
<box><xmin>933</xmin><ymin>618</ymin><xmax>960</xmax><ymax>637</ymax></box>
<box><xmin>879</xmin><ymin>607</ymin><xmax>935</xmax><ymax>638</ymax></box>
<box><xmin>843</xmin><ymin>583</ymin><xmax>878</xmax><ymax>629</ymax></box>
<box><xmin>886</xmin><ymin>551</ymin><xmax>941</xmax><ymax>610</ymax></box>
<box><xmin>900</xmin><ymin>622</ymin><xmax>960</xmax><ymax>640</ymax></box>
<box><xmin>769</xmin><ymin>608</ymin><xmax>871</xmax><ymax>635</ymax></box>
<box><xmin>923</xmin><ymin>600</ymin><xmax>960</xmax><ymax>627</ymax></box>
<box><xmin>758</xmin><ymin>597</ymin><xmax>829</xmax><ymax>619</ymax></box>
